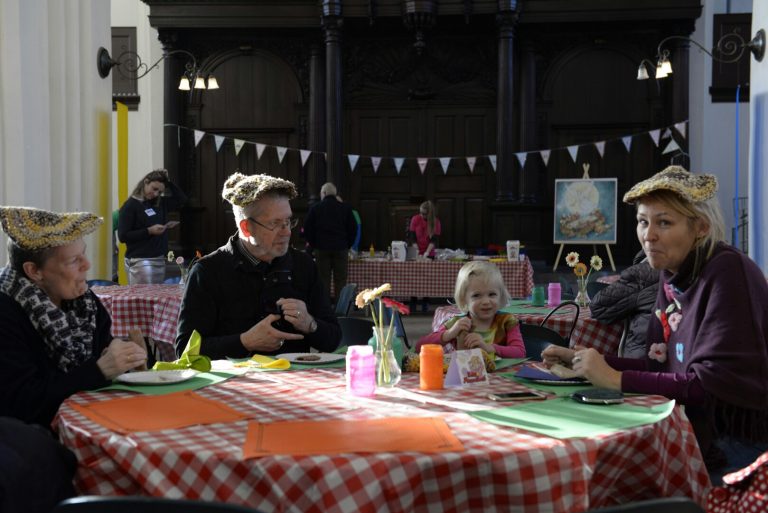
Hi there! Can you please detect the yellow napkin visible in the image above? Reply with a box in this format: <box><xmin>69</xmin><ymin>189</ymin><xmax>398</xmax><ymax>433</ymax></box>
<box><xmin>153</xmin><ymin>330</ymin><xmax>212</xmax><ymax>372</ymax></box>
<box><xmin>234</xmin><ymin>354</ymin><xmax>291</xmax><ymax>370</ymax></box>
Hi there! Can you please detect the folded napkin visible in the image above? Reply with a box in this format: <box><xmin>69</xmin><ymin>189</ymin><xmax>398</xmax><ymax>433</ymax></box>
<box><xmin>234</xmin><ymin>354</ymin><xmax>291</xmax><ymax>370</ymax></box>
<box><xmin>153</xmin><ymin>330</ymin><xmax>212</xmax><ymax>372</ymax></box>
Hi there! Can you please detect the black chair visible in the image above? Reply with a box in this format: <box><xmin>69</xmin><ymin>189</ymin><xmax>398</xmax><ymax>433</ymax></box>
<box><xmin>520</xmin><ymin>300</ymin><xmax>580</xmax><ymax>357</ymax></box>
<box><xmin>584</xmin><ymin>497</ymin><xmax>704</xmax><ymax>513</ymax></box>
<box><xmin>86</xmin><ymin>279</ymin><xmax>119</xmax><ymax>287</ymax></box>
<box><xmin>587</xmin><ymin>280</ymin><xmax>609</xmax><ymax>298</ymax></box>
<box><xmin>334</xmin><ymin>282</ymin><xmax>357</xmax><ymax>316</ymax></box>
<box><xmin>337</xmin><ymin>316</ymin><xmax>375</xmax><ymax>347</ymax></box>
<box><xmin>53</xmin><ymin>495</ymin><xmax>264</xmax><ymax>512</ymax></box>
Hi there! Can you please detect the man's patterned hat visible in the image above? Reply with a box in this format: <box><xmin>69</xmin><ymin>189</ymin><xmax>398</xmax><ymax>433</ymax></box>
<box><xmin>0</xmin><ymin>206</ymin><xmax>102</xmax><ymax>251</ymax></box>
<box><xmin>623</xmin><ymin>165</ymin><xmax>718</xmax><ymax>204</ymax></box>
<box><xmin>221</xmin><ymin>172</ymin><xmax>297</xmax><ymax>207</ymax></box>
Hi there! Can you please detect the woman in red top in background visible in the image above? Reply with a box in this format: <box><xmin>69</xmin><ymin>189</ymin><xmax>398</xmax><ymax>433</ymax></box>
<box><xmin>407</xmin><ymin>201</ymin><xmax>442</xmax><ymax>313</ymax></box>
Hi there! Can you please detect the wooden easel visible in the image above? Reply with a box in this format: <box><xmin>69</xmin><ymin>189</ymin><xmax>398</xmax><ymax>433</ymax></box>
<box><xmin>553</xmin><ymin>164</ymin><xmax>617</xmax><ymax>272</ymax></box>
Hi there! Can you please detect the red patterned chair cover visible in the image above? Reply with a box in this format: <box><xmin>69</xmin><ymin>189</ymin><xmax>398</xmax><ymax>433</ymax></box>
<box><xmin>707</xmin><ymin>450</ymin><xmax>768</xmax><ymax>513</ymax></box>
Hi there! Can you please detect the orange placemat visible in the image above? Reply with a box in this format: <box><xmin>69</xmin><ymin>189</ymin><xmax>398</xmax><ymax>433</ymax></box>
<box><xmin>243</xmin><ymin>417</ymin><xmax>464</xmax><ymax>458</ymax></box>
<box><xmin>70</xmin><ymin>390</ymin><xmax>249</xmax><ymax>434</ymax></box>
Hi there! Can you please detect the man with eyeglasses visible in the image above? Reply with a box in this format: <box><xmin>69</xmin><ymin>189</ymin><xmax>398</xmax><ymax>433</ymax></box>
<box><xmin>175</xmin><ymin>172</ymin><xmax>341</xmax><ymax>359</ymax></box>
<box><xmin>303</xmin><ymin>183</ymin><xmax>357</xmax><ymax>304</ymax></box>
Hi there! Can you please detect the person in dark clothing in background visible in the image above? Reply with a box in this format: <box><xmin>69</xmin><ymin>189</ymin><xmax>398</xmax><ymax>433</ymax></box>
<box><xmin>303</xmin><ymin>183</ymin><xmax>357</xmax><ymax>303</ymax></box>
<box><xmin>589</xmin><ymin>249</ymin><xmax>660</xmax><ymax>358</ymax></box>
<box><xmin>118</xmin><ymin>169</ymin><xmax>187</xmax><ymax>284</ymax></box>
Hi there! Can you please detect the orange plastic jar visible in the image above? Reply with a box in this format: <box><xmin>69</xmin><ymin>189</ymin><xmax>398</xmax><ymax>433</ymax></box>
<box><xmin>419</xmin><ymin>344</ymin><xmax>444</xmax><ymax>390</ymax></box>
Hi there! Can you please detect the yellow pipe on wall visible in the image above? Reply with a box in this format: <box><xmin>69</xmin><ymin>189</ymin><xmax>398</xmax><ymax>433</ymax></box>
<box><xmin>117</xmin><ymin>102</ymin><xmax>129</xmax><ymax>285</ymax></box>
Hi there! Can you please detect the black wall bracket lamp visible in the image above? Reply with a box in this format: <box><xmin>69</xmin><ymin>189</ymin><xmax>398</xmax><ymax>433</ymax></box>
<box><xmin>637</xmin><ymin>28</ymin><xmax>765</xmax><ymax>80</ymax></box>
<box><xmin>97</xmin><ymin>47</ymin><xmax>219</xmax><ymax>90</ymax></box>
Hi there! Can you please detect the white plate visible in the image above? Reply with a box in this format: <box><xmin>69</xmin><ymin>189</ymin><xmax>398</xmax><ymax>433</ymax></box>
<box><xmin>115</xmin><ymin>369</ymin><xmax>199</xmax><ymax>385</ymax></box>
<box><xmin>280</xmin><ymin>352</ymin><xmax>346</xmax><ymax>365</ymax></box>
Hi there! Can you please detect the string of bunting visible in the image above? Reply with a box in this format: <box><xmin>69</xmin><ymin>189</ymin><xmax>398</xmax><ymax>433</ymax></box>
<box><xmin>166</xmin><ymin>120</ymin><xmax>688</xmax><ymax>175</ymax></box>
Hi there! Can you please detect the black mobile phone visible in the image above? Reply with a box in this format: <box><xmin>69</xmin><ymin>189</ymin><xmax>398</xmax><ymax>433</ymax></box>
<box><xmin>487</xmin><ymin>391</ymin><xmax>547</xmax><ymax>402</ymax></box>
<box><xmin>571</xmin><ymin>389</ymin><xmax>624</xmax><ymax>405</ymax></box>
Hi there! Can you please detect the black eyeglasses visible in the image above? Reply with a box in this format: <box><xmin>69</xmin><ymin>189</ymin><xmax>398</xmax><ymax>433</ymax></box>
<box><xmin>247</xmin><ymin>217</ymin><xmax>299</xmax><ymax>232</ymax></box>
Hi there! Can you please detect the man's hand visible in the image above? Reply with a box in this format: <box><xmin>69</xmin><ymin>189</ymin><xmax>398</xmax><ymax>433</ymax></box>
<box><xmin>240</xmin><ymin>314</ymin><xmax>304</xmax><ymax>352</ymax></box>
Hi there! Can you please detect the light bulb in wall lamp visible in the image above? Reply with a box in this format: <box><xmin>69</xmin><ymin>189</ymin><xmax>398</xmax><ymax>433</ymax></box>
<box><xmin>207</xmin><ymin>75</ymin><xmax>219</xmax><ymax>89</ymax></box>
<box><xmin>193</xmin><ymin>76</ymin><xmax>206</xmax><ymax>89</ymax></box>
<box><xmin>178</xmin><ymin>77</ymin><xmax>191</xmax><ymax>90</ymax></box>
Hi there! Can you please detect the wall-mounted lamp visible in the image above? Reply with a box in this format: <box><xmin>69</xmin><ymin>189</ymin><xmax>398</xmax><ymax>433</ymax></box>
<box><xmin>97</xmin><ymin>47</ymin><xmax>219</xmax><ymax>90</ymax></box>
<box><xmin>637</xmin><ymin>28</ymin><xmax>765</xmax><ymax>80</ymax></box>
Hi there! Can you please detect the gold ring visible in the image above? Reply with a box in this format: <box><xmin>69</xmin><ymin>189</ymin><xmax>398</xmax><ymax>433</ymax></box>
<box><xmin>297</xmin><ymin>310</ymin><xmax>301</xmax><ymax>317</ymax></box>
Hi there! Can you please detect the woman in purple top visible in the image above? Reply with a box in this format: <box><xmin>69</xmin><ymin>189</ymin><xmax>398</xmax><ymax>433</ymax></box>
<box><xmin>543</xmin><ymin>166</ymin><xmax>768</xmax><ymax>481</ymax></box>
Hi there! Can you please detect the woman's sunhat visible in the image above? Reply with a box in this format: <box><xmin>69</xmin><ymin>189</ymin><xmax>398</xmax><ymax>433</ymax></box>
<box><xmin>0</xmin><ymin>206</ymin><xmax>102</xmax><ymax>251</ymax></box>
<box><xmin>623</xmin><ymin>165</ymin><xmax>718</xmax><ymax>204</ymax></box>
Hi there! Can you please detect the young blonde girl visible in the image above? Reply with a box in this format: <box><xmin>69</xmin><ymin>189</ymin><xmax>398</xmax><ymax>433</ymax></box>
<box><xmin>415</xmin><ymin>261</ymin><xmax>525</xmax><ymax>358</ymax></box>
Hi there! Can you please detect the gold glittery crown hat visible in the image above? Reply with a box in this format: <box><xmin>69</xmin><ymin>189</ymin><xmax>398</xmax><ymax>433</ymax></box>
<box><xmin>221</xmin><ymin>172</ymin><xmax>297</xmax><ymax>207</ymax></box>
<box><xmin>623</xmin><ymin>165</ymin><xmax>718</xmax><ymax>204</ymax></box>
<box><xmin>0</xmin><ymin>206</ymin><xmax>103</xmax><ymax>251</ymax></box>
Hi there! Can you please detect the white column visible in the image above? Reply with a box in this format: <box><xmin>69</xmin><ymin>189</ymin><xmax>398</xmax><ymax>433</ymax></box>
<box><xmin>748</xmin><ymin>4</ymin><xmax>768</xmax><ymax>272</ymax></box>
<box><xmin>0</xmin><ymin>0</ymin><xmax>112</xmax><ymax>275</ymax></box>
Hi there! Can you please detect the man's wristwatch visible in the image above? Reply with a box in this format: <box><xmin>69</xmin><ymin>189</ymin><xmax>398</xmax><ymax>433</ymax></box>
<box><xmin>308</xmin><ymin>318</ymin><xmax>318</xmax><ymax>333</ymax></box>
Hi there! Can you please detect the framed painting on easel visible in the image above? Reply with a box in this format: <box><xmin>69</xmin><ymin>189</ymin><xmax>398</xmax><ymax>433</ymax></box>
<box><xmin>553</xmin><ymin>178</ymin><xmax>617</xmax><ymax>244</ymax></box>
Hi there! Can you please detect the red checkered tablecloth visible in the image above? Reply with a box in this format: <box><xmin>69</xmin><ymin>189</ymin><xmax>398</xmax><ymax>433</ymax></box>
<box><xmin>55</xmin><ymin>370</ymin><xmax>709</xmax><ymax>512</ymax></box>
<box><xmin>92</xmin><ymin>284</ymin><xmax>182</xmax><ymax>361</ymax></box>
<box><xmin>346</xmin><ymin>257</ymin><xmax>534</xmax><ymax>299</ymax></box>
<box><xmin>432</xmin><ymin>303</ymin><xmax>624</xmax><ymax>355</ymax></box>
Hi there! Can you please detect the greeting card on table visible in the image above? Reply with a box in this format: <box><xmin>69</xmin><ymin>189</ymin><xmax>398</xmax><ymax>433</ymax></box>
<box><xmin>444</xmin><ymin>349</ymin><xmax>488</xmax><ymax>387</ymax></box>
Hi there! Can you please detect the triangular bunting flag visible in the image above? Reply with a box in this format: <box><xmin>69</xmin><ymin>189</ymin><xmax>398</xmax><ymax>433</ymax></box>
<box><xmin>621</xmin><ymin>136</ymin><xmax>632</xmax><ymax>152</ymax></box>
<box><xmin>567</xmin><ymin>145</ymin><xmax>579</xmax><ymax>163</ymax></box>
<box><xmin>394</xmin><ymin>158</ymin><xmax>405</xmax><ymax>174</ymax></box>
<box><xmin>276</xmin><ymin>146</ymin><xmax>288</xmax><ymax>164</ymax></box>
<box><xmin>256</xmin><ymin>143</ymin><xmax>266</xmax><ymax>160</ymax></box>
<box><xmin>488</xmin><ymin>155</ymin><xmax>497</xmax><ymax>172</ymax></box>
<box><xmin>674</xmin><ymin>122</ymin><xmax>687</xmax><ymax>139</ymax></box>
<box><xmin>417</xmin><ymin>158</ymin><xmax>428</xmax><ymax>174</ymax></box>
<box><xmin>662</xmin><ymin>139</ymin><xmax>681</xmax><ymax>155</ymax></box>
<box><xmin>371</xmin><ymin>156</ymin><xmax>382</xmax><ymax>173</ymax></box>
<box><xmin>649</xmin><ymin>129</ymin><xmax>661</xmax><ymax>146</ymax></box>
<box><xmin>214</xmin><ymin>135</ymin><xmax>225</xmax><ymax>152</ymax></box>
<box><xmin>595</xmin><ymin>141</ymin><xmax>606</xmax><ymax>158</ymax></box>
<box><xmin>193</xmin><ymin>130</ymin><xmax>205</xmax><ymax>147</ymax></box>
<box><xmin>540</xmin><ymin>150</ymin><xmax>551</xmax><ymax>167</ymax></box>
<box><xmin>348</xmin><ymin>154</ymin><xmax>360</xmax><ymax>172</ymax></box>
<box><xmin>661</xmin><ymin>128</ymin><xmax>671</xmax><ymax>139</ymax></box>
<box><xmin>439</xmin><ymin>157</ymin><xmax>451</xmax><ymax>175</ymax></box>
<box><xmin>515</xmin><ymin>152</ymin><xmax>527</xmax><ymax>168</ymax></box>
<box><xmin>467</xmin><ymin>157</ymin><xmax>477</xmax><ymax>173</ymax></box>
<box><xmin>300</xmin><ymin>149</ymin><xmax>311</xmax><ymax>167</ymax></box>
<box><xmin>234</xmin><ymin>139</ymin><xmax>246</xmax><ymax>156</ymax></box>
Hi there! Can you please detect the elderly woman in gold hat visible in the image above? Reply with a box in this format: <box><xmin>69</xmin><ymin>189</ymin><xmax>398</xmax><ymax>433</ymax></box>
<box><xmin>543</xmin><ymin>166</ymin><xmax>768</xmax><ymax>481</ymax></box>
<box><xmin>176</xmin><ymin>172</ymin><xmax>341</xmax><ymax>359</ymax></box>
<box><xmin>0</xmin><ymin>207</ymin><xmax>148</xmax><ymax>426</ymax></box>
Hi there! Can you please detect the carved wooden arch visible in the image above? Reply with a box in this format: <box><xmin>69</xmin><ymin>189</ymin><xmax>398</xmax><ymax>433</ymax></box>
<box><xmin>189</xmin><ymin>47</ymin><xmax>305</xmax><ymax>109</ymax></box>
<box><xmin>539</xmin><ymin>43</ymin><xmax>660</xmax><ymax>104</ymax></box>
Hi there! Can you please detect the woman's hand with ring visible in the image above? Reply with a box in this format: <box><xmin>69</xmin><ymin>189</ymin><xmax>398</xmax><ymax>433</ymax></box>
<box><xmin>571</xmin><ymin>348</ymin><xmax>622</xmax><ymax>390</ymax></box>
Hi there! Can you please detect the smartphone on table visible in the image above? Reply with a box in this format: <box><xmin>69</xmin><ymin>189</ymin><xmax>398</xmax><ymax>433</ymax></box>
<box><xmin>487</xmin><ymin>391</ymin><xmax>547</xmax><ymax>402</ymax></box>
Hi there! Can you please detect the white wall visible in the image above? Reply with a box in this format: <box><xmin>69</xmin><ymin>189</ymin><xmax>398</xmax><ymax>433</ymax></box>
<box><xmin>689</xmin><ymin>0</ymin><xmax>752</xmax><ymax>247</ymax></box>
<box><xmin>110</xmin><ymin>0</ymin><xmax>164</xmax><ymax>204</ymax></box>
<box><xmin>748</xmin><ymin>2</ymin><xmax>768</xmax><ymax>271</ymax></box>
<box><xmin>0</xmin><ymin>0</ymin><xmax>112</xmax><ymax>275</ymax></box>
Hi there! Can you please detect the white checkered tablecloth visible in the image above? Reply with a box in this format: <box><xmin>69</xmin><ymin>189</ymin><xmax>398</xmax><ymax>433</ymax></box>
<box><xmin>55</xmin><ymin>370</ymin><xmax>709</xmax><ymax>512</ymax></box>
<box><xmin>346</xmin><ymin>257</ymin><xmax>534</xmax><ymax>299</ymax></box>
<box><xmin>433</xmin><ymin>303</ymin><xmax>625</xmax><ymax>355</ymax></box>
<box><xmin>92</xmin><ymin>284</ymin><xmax>182</xmax><ymax>361</ymax></box>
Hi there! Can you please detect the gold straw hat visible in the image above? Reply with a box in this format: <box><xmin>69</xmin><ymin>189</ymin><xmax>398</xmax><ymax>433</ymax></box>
<box><xmin>623</xmin><ymin>165</ymin><xmax>718</xmax><ymax>204</ymax></box>
<box><xmin>0</xmin><ymin>206</ymin><xmax>103</xmax><ymax>251</ymax></box>
<box><xmin>221</xmin><ymin>172</ymin><xmax>297</xmax><ymax>207</ymax></box>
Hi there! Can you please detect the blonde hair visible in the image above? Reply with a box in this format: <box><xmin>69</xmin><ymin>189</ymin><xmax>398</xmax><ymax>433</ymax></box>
<box><xmin>420</xmin><ymin>200</ymin><xmax>437</xmax><ymax>237</ymax></box>
<box><xmin>453</xmin><ymin>261</ymin><xmax>511</xmax><ymax>312</ymax></box>
<box><xmin>637</xmin><ymin>189</ymin><xmax>726</xmax><ymax>276</ymax></box>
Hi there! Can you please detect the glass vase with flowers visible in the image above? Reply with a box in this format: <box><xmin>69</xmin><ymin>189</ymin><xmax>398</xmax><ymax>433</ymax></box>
<box><xmin>167</xmin><ymin>250</ymin><xmax>202</xmax><ymax>285</ymax></box>
<box><xmin>565</xmin><ymin>251</ymin><xmax>603</xmax><ymax>307</ymax></box>
<box><xmin>354</xmin><ymin>284</ymin><xmax>410</xmax><ymax>388</ymax></box>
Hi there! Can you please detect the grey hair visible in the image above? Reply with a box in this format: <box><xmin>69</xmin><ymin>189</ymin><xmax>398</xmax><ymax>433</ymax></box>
<box><xmin>320</xmin><ymin>182</ymin><xmax>337</xmax><ymax>197</ymax></box>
